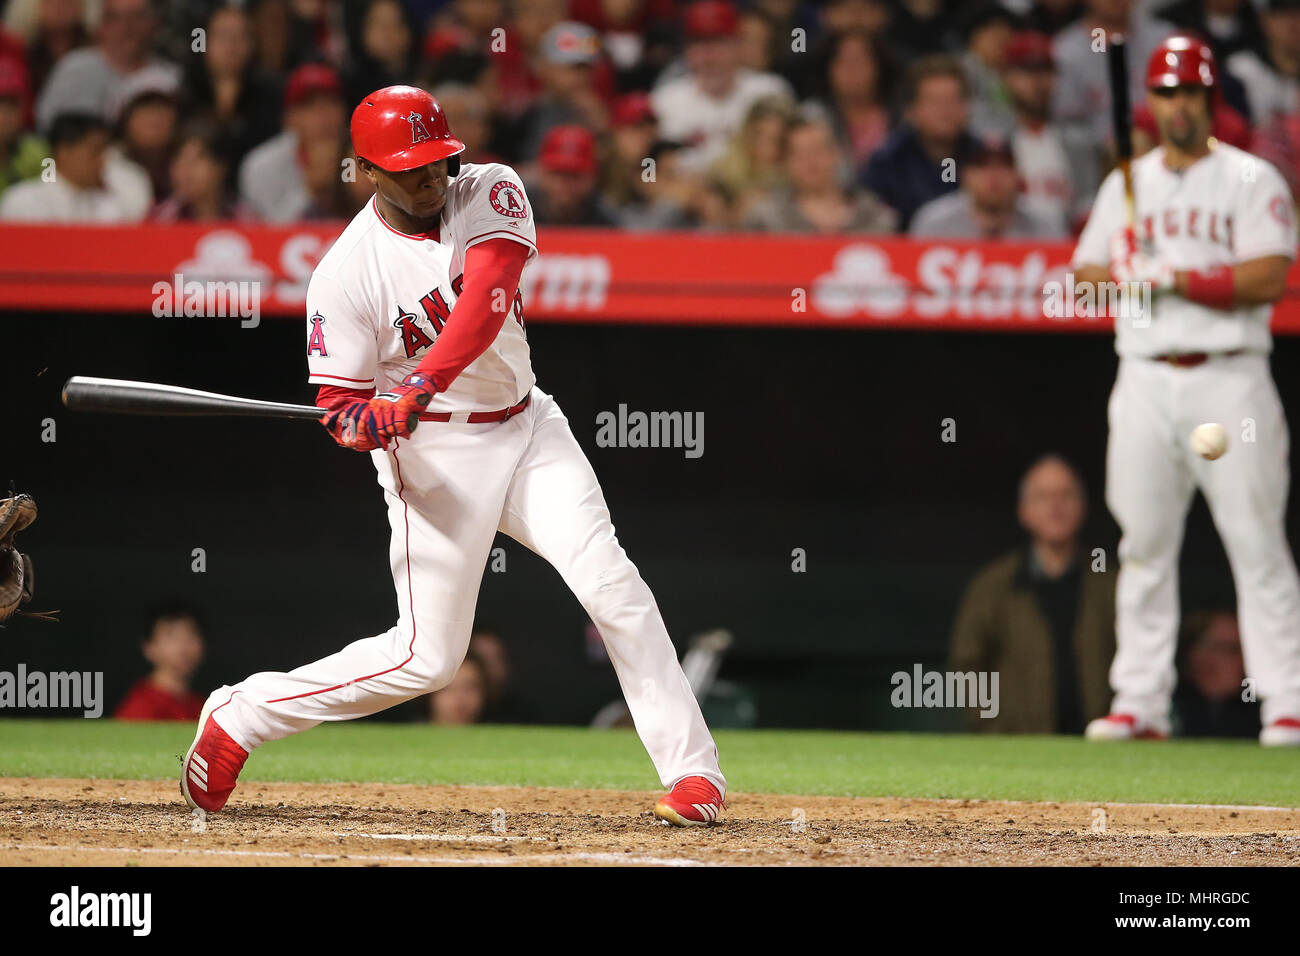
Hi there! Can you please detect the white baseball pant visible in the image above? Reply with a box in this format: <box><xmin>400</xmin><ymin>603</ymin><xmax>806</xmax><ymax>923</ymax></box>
<box><xmin>1106</xmin><ymin>352</ymin><xmax>1300</xmax><ymax>728</ymax></box>
<box><xmin>211</xmin><ymin>387</ymin><xmax>725</xmax><ymax>795</ymax></box>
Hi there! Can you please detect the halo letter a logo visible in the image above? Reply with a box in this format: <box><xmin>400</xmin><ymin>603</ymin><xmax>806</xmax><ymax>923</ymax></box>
<box><xmin>307</xmin><ymin>311</ymin><xmax>328</xmax><ymax>356</ymax></box>
<box><xmin>394</xmin><ymin>305</ymin><xmax>434</xmax><ymax>358</ymax></box>
<box><xmin>403</xmin><ymin>112</ymin><xmax>431</xmax><ymax>146</ymax></box>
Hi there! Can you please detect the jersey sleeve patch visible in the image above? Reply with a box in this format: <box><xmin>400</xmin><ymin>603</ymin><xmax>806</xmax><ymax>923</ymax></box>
<box><xmin>489</xmin><ymin>180</ymin><xmax>529</xmax><ymax>219</ymax></box>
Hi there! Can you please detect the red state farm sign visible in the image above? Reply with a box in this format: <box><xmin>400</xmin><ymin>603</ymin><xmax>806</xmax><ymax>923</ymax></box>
<box><xmin>2</xmin><ymin>223</ymin><xmax>1299</xmax><ymax>332</ymax></box>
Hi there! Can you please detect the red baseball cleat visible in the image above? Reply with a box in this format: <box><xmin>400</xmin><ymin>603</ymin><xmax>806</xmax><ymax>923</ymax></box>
<box><xmin>1084</xmin><ymin>713</ymin><xmax>1169</xmax><ymax>741</ymax></box>
<box><xmin>181</xmin><ymin>693</ymin><xmax>249</xmax><ymax>813</ymax></box>
<box><xmin>653</xmin><ymin>776</ymin><xmax>724</xmax><ymax>827</ymax></box>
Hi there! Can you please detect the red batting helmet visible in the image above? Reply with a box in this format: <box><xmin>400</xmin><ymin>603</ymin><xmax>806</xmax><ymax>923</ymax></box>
<box><xmin>350</xmin><ymin>85</ymin><xmax>465</xmax><ymax>175</ymax></box>
<box><xmin>1146</xmin><ymin>34</ymin><xmax>1216</xmax><ymax>92</ymax></box>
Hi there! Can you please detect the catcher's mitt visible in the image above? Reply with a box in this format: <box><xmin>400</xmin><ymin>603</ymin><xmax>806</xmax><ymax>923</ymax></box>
<box><xmin>0</xmin><ymin>493</ymin><xmax>56</xmax><ymax>624</ymax></box>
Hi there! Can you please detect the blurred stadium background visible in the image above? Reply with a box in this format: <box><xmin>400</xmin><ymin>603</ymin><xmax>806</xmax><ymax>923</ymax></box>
<box><xmin>4</xmin><ymin>0</ymin><xmax>1300</xmax><ymax>733</ymax></box>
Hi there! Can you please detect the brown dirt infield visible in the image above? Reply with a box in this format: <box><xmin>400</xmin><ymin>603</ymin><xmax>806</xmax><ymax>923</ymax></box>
<box><xmin>1</xmin><ymin>777</ymin><xmax>1297</xmax><ymax>866</ymax></box>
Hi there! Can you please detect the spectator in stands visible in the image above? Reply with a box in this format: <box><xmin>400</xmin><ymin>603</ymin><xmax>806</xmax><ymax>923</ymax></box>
<box><xmin>911</xmin><ymin>135</ymin><xmax>1066</xmax><ymax>239</ymax></box>
<box><xmin>569</xmin><ymin>0</ymin><xmax>678</xmax><ymax>92</ymax></box>
<box><xmin>0</xmin><ymin>111</ymin><xmax>142</xmax><ymax>221</ymax></box>
<box><xmin>1227</xmin><ymin>0</ymin><xmax>1300</xmax><ymax>190</ymax></box>
<box><xmin>651</xmin><ymin>0</ymin><xmax>793</xmax><ymax>174</ymax></box>
<box><xmin>468</xmin><ymin>626</ymin><xmax>530</xmax><ymax>723</ymax></box>
<box><xmin>604</xmin><ymin>93</ymin><xmax>676</xmax><ymax>228</ymax></box>
<box><xmin>860</xmin><ymin>54</ymin><xmax>977</xmax><ymax>230</ymax></box>
<box><xmin>959</xmin><ymin>2</ymin><xmax>1020</xmax><ymax>137</ymax></box>
<box><xmin>1051</xmin><ymin>0</ymin><xmax>1178</xmax><ymax>146</ymax></box>
<box><xmin>736</xmin><ymin>6</ymin><xmax>775</xmax><ymax>75</ymax></box>
<box><xmin>5</xmin><ymin>0</ymin><xmax>90</xmax><ymax>98</ymax></box>
<box><xmin>115</xmin><ymin>71</ymin><xmax>179</xmax><ymax>204</ymax></box>
<box><xmin>35</xmin><ymin>0</ymin><xmax>180</xmax><ymax>134</ymax></box>
<box><xmin>1156</xmin><ymin>0</ymin><xmax>1265</xmax><ymax>63</ymax></box>
<box><xmin>519</xmin><ymin>21</ymin><xmax>610</xmax><ymax>162</ymax></box>
<box><xmin>180</xmin><ymin>3</ymin><xmax>283</xmax><ymax>171</ymax></box>
<box><xmin>807</xmin><ymin>30</ymin><xmax>895</xmax><ymax>171</ymax></box>
<box><xmin>300</xmin><ymin>131</ymin><xmax>368</xmax><ymax>219</ymax></box>
<box><xmin>115</xmin><ymin>602</ymin><xmax>206</xmax><ymax>721</ymax></box>
<box><xmin>949</xmin><ymin>454</ymin><xmax>1115</xmax><ymax>734</ymax></box>
<box><xmin>530</xmin><ymin>123</ymin><xmax>617</xmax><ymax>226</ymax></box>
<box><xmin>885</xmin><ymin>0</ymin><xmax>950</xmax><ymax>61</ymax></box>
<box><xmin>1173</xmin><ymin>610</ymin><xmax>1259</xmax><ymax>738</ymax></box>
<box><xmin>432</xmin><ymin>82</ymin><xmax>504</xmax><ymax>165</ymax></box>
<box><xmin>1024</xmin><ymin>0</ymin><xmax>1086</xmax><ymax>36</ymax></box>
<box><xmin>1001</xmin><ymin>30</ymin><xmax>1099</xmax><ymax>230</ymax></box>
<box><xmin>342</xmin><ymin>0</ymin><xmax>417</xmax><ymax>109</ymax></box>
<box><xmin>709</xmin><ymin>94</ymin><xmax>794</xmax><ymax>221</ymax></box>
<box><xmin>237</xmin><ymin>62</ymin><xmax>344</xmax><ymax>221</ymax></box>
<box><xmin>0</xmin><ymin>52</ymin><xmax>44</xmax><ymax>193</ymax></box>
<box><xmin>429</xmin><ymin>650</ymin><xmax>492</xmax><ymax>724</ymax></box>
<box><xmin>744</xmin><ymin>114</ymin><xmax>896</xmax><ymax>233</ymax></box>
<box><xmin>151</xmin><ymin>123</ymin><xmax>246</xmax><ymax>220</ymax></box>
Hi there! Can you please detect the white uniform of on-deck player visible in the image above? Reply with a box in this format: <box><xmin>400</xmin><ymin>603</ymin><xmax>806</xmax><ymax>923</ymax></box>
<box><xmin>206</xmin><ymin>161</ymin><xmax>726</xmax><ymax>796</ymax></box>
<box><xmin>1073</xmin><ymin>142</ymin><xmax>1300</xmax><ymax>730</ymax></box>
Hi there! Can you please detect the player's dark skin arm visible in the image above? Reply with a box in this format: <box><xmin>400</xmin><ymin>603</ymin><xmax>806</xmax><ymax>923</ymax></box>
<box><xmin>1073</xmin><ymin>256</ymin><xmax>1291</xmax><ymax>309</ymax></box>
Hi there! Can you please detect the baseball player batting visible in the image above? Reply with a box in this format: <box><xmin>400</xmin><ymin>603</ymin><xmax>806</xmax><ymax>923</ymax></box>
<box><xmin>180</xmin><ymin>86</ymin><xmax>726</xmax><ymax>825</ymax></box>
<box><xmin>1073</xmin><ymin>36</ymin><xmax>1300</xmax><ymax>745</ymax></box>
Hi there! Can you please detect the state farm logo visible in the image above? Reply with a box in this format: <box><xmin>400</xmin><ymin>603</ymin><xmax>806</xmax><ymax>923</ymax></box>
<box><xmin>813</xmin><ymin>245</ymin><xmax>909</xmax><ymax>317</ymax></box>
<box><xmin>813</xmin><ymin>243</ymin><xmax>1069</xmax><ymax>322</ymax></box>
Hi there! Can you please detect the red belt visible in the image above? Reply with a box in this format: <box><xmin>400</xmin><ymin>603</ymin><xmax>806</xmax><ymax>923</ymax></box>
<box><xmin>1153</xmin><ymin>349</ymin><xmax>1243</xmax><ymax>368</ymax></box>
<box><xmin>418</xmin><ymin>394</ymin><xmax>530</xmax><ymax>423</ymax></box>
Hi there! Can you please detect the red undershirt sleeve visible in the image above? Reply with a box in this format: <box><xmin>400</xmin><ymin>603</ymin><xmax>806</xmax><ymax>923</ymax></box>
<box><xmin>316</xmin><ymin>383</ymin><xmax>375</xmax><ymax>411</ymax></box>
<box><xmin>411</xmin><ymin>237</ymin><xmax>530</xmax><ymax>393</ymax></box>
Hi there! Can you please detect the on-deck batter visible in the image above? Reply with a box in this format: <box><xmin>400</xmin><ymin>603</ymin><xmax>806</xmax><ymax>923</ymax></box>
<box><xmin>1073</xmin><ymin>36</ymin><xmax>1300</xmax><ymax>745</ymax></box>
<box><xmin>180</xmin><ymin>86</ymin><xmax>727</xmax><ymax>825</ymax></box>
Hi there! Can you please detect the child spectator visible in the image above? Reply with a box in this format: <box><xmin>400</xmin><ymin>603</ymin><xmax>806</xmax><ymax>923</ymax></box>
<box><xmin>0</xmin><ymin>111</ymin><xmax>141</xmax><ymax>221</ymax></box>
<box><xmin>115</xmin><ymin>602</ymin><xmax>207</xmax><ymax>721</ymax></box>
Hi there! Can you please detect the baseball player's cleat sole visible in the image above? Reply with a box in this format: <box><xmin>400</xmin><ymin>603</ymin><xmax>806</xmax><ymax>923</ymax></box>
<box><xmin>180</xmin><ymin>689</ymin><xmax>249</xmax><ymax>813</ymax></box>
<box><xmin>1260</xmin><ymin>718</ymin><xmax>1300</xmax><ymax>747</ymax></box>
<box><xmin>1084</xmin><ymin>714</ymin><xmax>1169</xmax><ymax>741</ymax></box>
<box><xmin>652</xmin><ymin>776</ymin><xmax>724</xmax><ymax>827</ymax></box>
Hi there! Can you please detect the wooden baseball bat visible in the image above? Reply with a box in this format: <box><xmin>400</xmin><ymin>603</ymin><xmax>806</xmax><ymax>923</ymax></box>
<box><xmin>1108</xmin><ymin>33</ymin><xmax>1136</xmax><ymax>227</ymax></box>
<box><xmin>62</xmin><ymin>376</ymin><xmax>326</xmax><ymax>420</ymax></box>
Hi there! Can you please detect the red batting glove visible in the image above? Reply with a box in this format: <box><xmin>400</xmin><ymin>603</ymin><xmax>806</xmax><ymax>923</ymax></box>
<box><xmin>321</xmin><ymin>373</ymin><xmax>435</xmax><ymax>451</ymax></box>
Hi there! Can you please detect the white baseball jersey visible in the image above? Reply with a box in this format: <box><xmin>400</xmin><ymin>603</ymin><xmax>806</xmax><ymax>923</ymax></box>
<box><xmin>1073</xmin><ymin>143</ymin><xmax>1297</xmax><ymax>357</ymax></box>
<box><xmin>305</xmin><ymin>162</ymin><xmax>538</xmax><ymax>411</ymax></box>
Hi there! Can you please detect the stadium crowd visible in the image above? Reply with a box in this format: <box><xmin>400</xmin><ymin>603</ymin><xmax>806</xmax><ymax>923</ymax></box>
<box><xmin>0</xmin><ymin>0</ymin><xmax>1298</xmax><ymax>236</ymax></box>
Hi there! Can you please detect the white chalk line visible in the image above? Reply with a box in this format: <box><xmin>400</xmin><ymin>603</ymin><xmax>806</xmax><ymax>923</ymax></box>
<box><xmin>5</xmin><ymin>842</ymin><xmax>708</xmax><ymax>867</ymax></box>
<box><xmin>922</xmin><ymin>798</ymin><xmax>1299</xmax><ymax>813</ymax></box>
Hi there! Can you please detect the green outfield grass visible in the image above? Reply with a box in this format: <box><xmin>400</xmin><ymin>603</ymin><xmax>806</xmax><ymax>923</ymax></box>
<box><xmin>0</xmin><ymin>720</ymin><xmax>1296</xmax><ymax>806</ymax></box>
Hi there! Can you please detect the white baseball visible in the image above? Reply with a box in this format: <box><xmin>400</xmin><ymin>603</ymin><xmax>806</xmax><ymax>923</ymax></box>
<box><xmin>1190</xmin><ymin>422</ymin><xmax>1229</xmax><ymax>460</ymax></box>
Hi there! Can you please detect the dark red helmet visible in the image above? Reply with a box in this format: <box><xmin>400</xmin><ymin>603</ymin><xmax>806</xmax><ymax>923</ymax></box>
<box><xmin>350</xmin><ymin>85</ymin><xmax>465</xmax><ymax>174</ymax></box>
<box><xmin>1146</xmin><ymin>34</ymin><xmax>1216</xmax><ymax>92</ymax></box>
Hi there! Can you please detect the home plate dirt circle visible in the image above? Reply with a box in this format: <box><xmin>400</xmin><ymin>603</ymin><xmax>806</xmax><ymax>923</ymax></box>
<box><xmin>2</xmin><ymin>778</ymin><xmax>1297</xmax><ymax>866</ymax></box>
